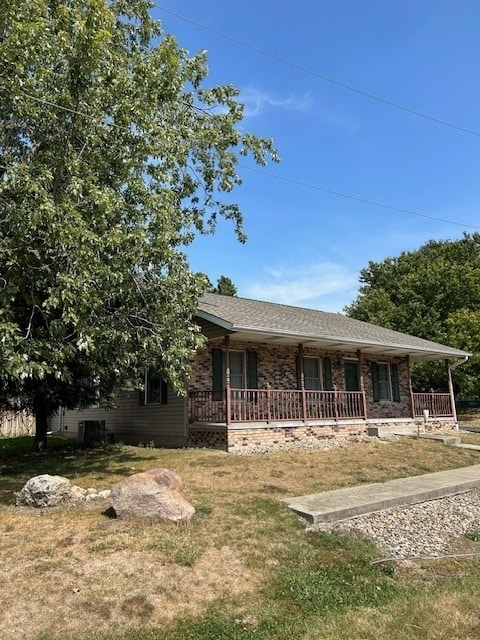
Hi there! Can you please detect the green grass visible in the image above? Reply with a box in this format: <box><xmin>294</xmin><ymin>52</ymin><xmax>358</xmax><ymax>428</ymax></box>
<box><xmin>3</xmin><ymin>434</ymin><xmax>480</xmax><ymax>640</ymax></box>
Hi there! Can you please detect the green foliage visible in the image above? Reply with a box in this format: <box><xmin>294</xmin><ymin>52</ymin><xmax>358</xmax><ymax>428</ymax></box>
<box><xmin>0</xmin><ymin>0</ymin><xmax>278</xmax><ymax>447</ymax></box>
<box><xmin>346</xmin><ymin>234</ymin><xmax>480</xmax><ymax>396</ymax></box>
<box><xmin>209</xmin><ymin>275</ymin><xmax>238</xmax><ymax>296</ymax></box>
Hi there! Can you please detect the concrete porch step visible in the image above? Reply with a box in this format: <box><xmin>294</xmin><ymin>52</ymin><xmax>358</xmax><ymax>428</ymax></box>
<box><xmin>283</xmin><ymin>465</ymin><xmax>480</xmax><ymax>524</ymax></box>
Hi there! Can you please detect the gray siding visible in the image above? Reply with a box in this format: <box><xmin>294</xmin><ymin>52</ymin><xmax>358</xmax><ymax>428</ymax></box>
<box><xmin>51</xmin><ymin>387</ymin><xmax>187</xmax><ymax>447</ymax></box>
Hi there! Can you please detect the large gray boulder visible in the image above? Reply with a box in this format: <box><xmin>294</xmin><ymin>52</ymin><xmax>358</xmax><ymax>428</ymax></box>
<box><xmin>110</xmin><ymin>468</ymin><xmax>195</xmax><ymax>521</ymax></box>
<box><xmin>16</xmin><ymin>474</ymin><xmax>73</xmax><ymax>507</ymax></box>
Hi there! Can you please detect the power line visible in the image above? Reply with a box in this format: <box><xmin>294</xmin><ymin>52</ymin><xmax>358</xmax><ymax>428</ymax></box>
<box><xmin>239</xmin><ymin>163</ymin><xmax>480</xmax><ymax>230</ymax></box>
<box><xmin>18</xmin><ymin>90</ymin><xmax>479</xmax><ymax>232</ymax></box>
<box><xmin>158</xmin><ymin>6</ymin><xmax>480</xmax><ymax>139</ymax></box>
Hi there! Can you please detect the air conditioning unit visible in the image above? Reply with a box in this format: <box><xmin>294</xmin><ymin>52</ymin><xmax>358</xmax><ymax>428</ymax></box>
<box><xmin>77</xmin><ymin>420</ymin><xmax>106</xmax><ymax>445</ymax></box>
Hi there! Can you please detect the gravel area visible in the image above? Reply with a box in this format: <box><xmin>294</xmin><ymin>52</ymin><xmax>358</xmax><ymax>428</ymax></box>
<box><xmin>230</xmin><ymin>435</ymin><xmax>377</xmax><ymax>455</ymax></box>
<box><xmin>311</xmin><ymin>490</ymin><xmax>480</xmax><ymax>560</ymax></box>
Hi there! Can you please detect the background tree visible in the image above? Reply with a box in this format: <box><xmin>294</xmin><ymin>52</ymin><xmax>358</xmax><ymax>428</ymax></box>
<box><xmin>209</xmin><ymin>275</ymin><xmax>237</xmax><ymax>296</ymax></box>
<box><xmin>345</xmin><ymin>234</ymin><xmax>480</xmax><ymax>397</ymax></box>
<box><xmin>0</xmin><ymin>0</ymin><xmax>278</xmax><ymax>449</ymax></box>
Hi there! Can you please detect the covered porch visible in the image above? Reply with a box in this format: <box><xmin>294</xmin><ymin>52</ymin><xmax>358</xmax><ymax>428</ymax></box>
<box><xmin>188</xmin><ymin>386</ymin><xmax>456</xmax><ymax>425</ymax></box>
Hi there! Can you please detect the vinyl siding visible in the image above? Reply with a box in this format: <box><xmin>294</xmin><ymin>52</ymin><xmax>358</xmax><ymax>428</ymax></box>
<box><xmin>51</xmin><ymin>386</ymin><xmax>187</xmax><ymax>447</ymax></box>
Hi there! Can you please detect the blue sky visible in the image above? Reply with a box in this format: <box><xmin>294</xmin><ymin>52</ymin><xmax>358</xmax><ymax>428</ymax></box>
<box><xmin>153</xmin><ymin>1</ymin><xmax>480</xmax><ymax>312</ymax></box>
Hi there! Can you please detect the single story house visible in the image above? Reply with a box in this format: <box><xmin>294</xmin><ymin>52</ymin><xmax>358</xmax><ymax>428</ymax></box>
<box><xmin>51</xmin><ymin>293</ymin><xmax>470</xmax><ymax>452</ymax></box>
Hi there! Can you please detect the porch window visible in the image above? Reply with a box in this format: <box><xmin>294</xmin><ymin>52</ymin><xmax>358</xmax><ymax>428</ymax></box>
<box><xmin>296</xmin><ymin>356</ymin><xmax>332</xmax><ymax>390</ymax></box>
<box><xmin>212</xmin><ymin>349</ymin><xmax>258</xmax><ymax>390</ymax></box>
<box><xmin>371</xmin><ymin>362</ymin><xmax>400</xmax><ymax>402</ymax></box>
<box><xmin>139</xmin><ymin>368</ymin><xmax>168</xmax><ymax>405</ymax></box>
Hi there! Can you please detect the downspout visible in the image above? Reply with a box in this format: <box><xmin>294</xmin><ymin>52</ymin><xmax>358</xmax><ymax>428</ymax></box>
<box><xmin>448</xmin><ymin>355</ymin><xmax>470</xmax><ymax>430</ymax></box>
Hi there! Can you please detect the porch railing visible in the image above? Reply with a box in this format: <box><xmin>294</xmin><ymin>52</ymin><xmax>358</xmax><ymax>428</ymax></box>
<box><xmin>412</xmin><ymin>392</ymin><xmax>454</xmax><ymax>418</ymax></box>
<box><xmin>189</xmin><ymin>387</ymin><xmax>367</xmax><ymax>424</ymax></box>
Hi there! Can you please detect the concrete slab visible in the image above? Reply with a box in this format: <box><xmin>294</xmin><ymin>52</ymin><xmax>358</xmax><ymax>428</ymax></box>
<box><xmin>283</xmin><ymin>465</ymin><xmax>480</xmax><ymax>524</ymax></box>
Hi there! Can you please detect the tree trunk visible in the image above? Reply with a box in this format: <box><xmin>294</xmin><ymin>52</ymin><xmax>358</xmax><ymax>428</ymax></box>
<box><xmin>33</xmin><ymin>395</ymin><xmax>49</xmax><ymax>451</ymax></box>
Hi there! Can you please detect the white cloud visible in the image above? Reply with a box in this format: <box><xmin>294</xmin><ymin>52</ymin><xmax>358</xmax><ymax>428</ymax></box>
<box><xmin>241</xmin><ymin>87</ymin><xmax>312</xmax><ymax>117</ymax></box>
<box><xmin>243</xmin><ymin>262</ymin><xmax>359</xmax><ymax>313</ymax></box>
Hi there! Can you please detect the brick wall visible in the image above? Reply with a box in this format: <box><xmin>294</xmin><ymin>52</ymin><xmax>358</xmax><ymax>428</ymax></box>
<box><xmin>190</xmin><ymin>339</ymin><xmax>413</xmax><ymax>419</ymax></box>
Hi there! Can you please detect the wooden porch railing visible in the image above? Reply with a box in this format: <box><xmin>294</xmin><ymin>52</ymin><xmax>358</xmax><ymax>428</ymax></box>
<box><xmin>412</xmin><ymin>392</ymin><xmax>454</xmax><ymax>418</ymax></box>
<box><xmin>188</xmin><ymin>388</ymin><xmax>367</xmax><ymax>424</ymax></box>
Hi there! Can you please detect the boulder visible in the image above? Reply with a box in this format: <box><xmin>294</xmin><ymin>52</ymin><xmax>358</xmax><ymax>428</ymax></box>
<box><xmin>16</xmin><ymin>474</ymin><xmax>72</xmax><ymax>507</ymax></box>
<box><xmin>110</xmin><ymin>468</ymin><xmax>195</xmax><ymax>521</ymax></box>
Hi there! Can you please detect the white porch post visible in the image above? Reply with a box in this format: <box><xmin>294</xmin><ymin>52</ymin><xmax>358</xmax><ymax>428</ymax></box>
<box><xmin>446</xmin><ymin>359</ymin><xmax>459</xmax><ymax>430</ymax></box>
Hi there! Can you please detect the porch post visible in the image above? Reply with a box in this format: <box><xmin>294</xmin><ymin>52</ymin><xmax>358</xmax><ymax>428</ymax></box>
<box><xmin>225</xmin><ymin>336</ymin><xmax>231</xmax><ymax>426</ymax></box>
<box><xmin>406</xmin><ymin>355</ymin><xmax>415</xmax><ymax>418</ymax></box>
<box><xmin>299</xmin><ymin>343</ymin><xmax>307</xmax><ymax>422</ymax></box>
<box><xmin>357</xmin><ymin>349</ymin><xmax>368</xmax><ymax>419</ymax></box>
<box><xmin>446</xmin><ymin>359</ymin><xmax>458</xmax><ymax>428</ymax></box>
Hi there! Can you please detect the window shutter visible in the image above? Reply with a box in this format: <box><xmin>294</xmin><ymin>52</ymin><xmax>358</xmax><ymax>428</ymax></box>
<box><xmin>391</xmin><ymin>364</ymin><xmax>400</xmax><ymax>402</ymax></box>
<box><xmin>212</xmin><ymin>348</ymin><xmax>224</xmax><ymax>391</ymax></box>
<box><xmin>246</xmin><ymin>351</ymin><xmax>258</xmax><ymax>389</ymax></box>
<box><xmin>295</xmin><ymin>355</ymin><xmax>302</xmax><ymax>389</ymax></box>
<box><xmin>323</xmin><ymin>357</ymin><xmax>333</xmax><ymax>390</ymax></box>
<box><xmin>371</xmin><ymin>362</ymin><xmax>380</xmax><ymax>402</ymax></box>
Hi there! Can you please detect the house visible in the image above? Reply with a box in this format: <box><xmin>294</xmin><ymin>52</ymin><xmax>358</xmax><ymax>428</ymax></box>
<box><xmin>52</xmin><ymin>293</ymin><xmax>470</xmax><ymax>452</ymax></box>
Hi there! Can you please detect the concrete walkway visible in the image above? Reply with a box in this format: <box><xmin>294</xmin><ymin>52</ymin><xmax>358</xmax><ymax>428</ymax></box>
<box><xmin>284</xmin><ymin>464</ymin><xmax>480</xmax><ymax>525</ymax></box>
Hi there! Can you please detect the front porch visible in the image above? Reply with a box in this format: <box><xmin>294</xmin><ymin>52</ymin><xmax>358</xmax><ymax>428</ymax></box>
<box><xmin>188</xmin><ymin>387</ymin><xmax>456</xmax><ymax>452</ymax></box>
<box><xmin>188</xmin><ymin>387</ymin><xmax>455</xmax><ymax>425</ymax></box>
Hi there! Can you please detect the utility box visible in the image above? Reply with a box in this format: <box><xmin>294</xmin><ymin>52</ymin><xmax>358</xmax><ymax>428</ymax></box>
<box><xmin>77</xmin><ymin>420</ymin><xmax>106</xmax><ymax>445</ymax></box>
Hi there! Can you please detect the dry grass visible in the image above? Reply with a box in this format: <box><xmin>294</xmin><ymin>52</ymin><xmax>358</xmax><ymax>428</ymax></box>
<box><xmin>2</xmin><ymin>433</ymin><xmax>480</xmax><ymax>639</ymax></box>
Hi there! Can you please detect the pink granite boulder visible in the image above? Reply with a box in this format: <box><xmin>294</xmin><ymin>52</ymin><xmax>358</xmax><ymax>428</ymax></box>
<box><xmin>110</xmin><ymin>468</ymin><xmax>195</xmax><ymax>521</ymax></box>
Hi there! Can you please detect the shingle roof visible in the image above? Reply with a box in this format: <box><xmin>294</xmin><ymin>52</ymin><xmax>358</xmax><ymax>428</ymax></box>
<box><xmin>197</xmin><ymin>293</ymin><xmax>470</xmax><ymax>362</ymax></box>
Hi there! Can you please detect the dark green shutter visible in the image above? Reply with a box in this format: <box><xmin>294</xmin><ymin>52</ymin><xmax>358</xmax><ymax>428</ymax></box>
<box><xmin>246</xmin><ymin>351</ymin><xmax>258</xmax><ymax>389</ymax></box>
<box><xmin>295</xmin><ymin>355</ymin><xmax>302</xmax><ymax>389</ymax></box>
<box><xmin>391</xmin><ymin>364</ymin><xmax>400</xmax><ymax>402</ymax></box>
<box><xmin>371</xmin><ymin>362</ymin><xmax>380</xmax><ymax>402</ymax></box>
<box><xmin>323</xmin><ymin>357</ymin><xmax>333</xmax><ymax>390</ymax></box>
<box><xmin>212</xmin><ymin>349</ymin><xmax>224</xmax><ymax>391</ymax></box>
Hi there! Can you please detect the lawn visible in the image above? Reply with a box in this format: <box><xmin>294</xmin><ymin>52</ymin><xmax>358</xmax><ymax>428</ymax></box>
<box><xmin>2</xmin><ymin>433</ymin><xmax>480</xmax><ymax>639</ymax></box>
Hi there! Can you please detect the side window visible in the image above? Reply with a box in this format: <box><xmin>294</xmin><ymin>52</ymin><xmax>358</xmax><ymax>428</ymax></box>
<box><xmin>139</xmin><ymin>368</ymin><xmax>168</xmax><ymax>405</ymax></box>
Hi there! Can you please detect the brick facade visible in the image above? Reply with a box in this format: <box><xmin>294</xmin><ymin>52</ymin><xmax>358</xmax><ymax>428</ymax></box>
<box><xmin>190</xmin><ymin>338</ymin><xmax>413</xmax><ymax>418</ymax></box>
<box><xmin>187</xmin><ymin>338</ymin><xmax>455</xmax><ymax>452</ymax></box>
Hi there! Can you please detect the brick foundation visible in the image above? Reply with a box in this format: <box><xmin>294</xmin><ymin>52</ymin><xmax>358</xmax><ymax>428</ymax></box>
<box><xmin>188</xmin><ymin>416</ymin><xmax>457</xmax><ymax>453</ymax></box>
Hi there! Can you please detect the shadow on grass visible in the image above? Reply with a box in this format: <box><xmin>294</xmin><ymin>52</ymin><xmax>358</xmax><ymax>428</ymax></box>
<box><xmin>0</xmin><ymin>437</ymin><xmax>157</xmax><ymax>505</ymax></box>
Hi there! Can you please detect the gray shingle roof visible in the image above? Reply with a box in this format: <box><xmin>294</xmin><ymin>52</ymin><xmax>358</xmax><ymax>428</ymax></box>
<box><xmin>197</xmin><ymin>293</ymin><xmax>470</xmax><ymax>362</ymax></box>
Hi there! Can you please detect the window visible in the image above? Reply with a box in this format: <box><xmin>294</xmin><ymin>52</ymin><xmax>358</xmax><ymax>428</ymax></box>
<box><xmin>212</xmin><ymin>349</ymin><xmax>258</xmax><ymax>390</ymax></box>
<box><xmin>229</xmin><ymin>351</ymin><xmax>246</xmax><ymax>389</ymax></box>
<box><xmin>296</xmin><ymin>356</ymin><xmax>332</xmax><ymax>390</ymax></box>
<box><xmin>303</xmin><ymin>356</ymin><xmax>321</xmax><ymax>390</ymax></box>
<box><xmin>139</xmin><ymin>368</ymin><xmax>168</xmax><ymax>405</ymax></box>
<box><xmin>371</xmin><ymin>362</ymin><xmax>400</xmax><ymax>402</ymax></box>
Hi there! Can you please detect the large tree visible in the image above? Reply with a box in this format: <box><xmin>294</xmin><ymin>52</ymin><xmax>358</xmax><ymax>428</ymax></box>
<box><xmin>345</xmin><ymin>234</ymin><xmax>480</xmax><ymax>397</ymax></box>
<box><xmin>0</xmin><ymin>0</ymin><xmax>278</xmax><ymax>449</ymax></box>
